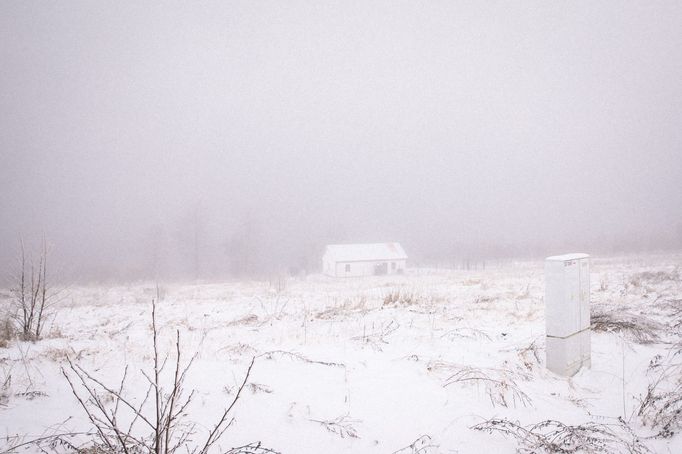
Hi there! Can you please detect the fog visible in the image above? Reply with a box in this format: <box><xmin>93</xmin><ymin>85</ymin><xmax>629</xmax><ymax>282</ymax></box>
<box><xmin>1</xmin><ymin>1</ymin><xmax>681</xmax><ymax>281</ymax></box>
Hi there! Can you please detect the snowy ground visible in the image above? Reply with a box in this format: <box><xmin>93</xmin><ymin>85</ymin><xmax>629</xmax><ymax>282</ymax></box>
<box><xmin>1</xmin><ymin>253</ymin><xmax>681</xmax><ymax>453</ymax></box>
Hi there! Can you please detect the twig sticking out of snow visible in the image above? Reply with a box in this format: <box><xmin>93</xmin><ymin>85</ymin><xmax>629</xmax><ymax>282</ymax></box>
<box><xmin>517</xmin><ymin>338</ymin><xmax>542</xmax><ymax>372</ymax></box>
<box><xmin>225</xmin><ymin>441</ymin><xmax>281</xmax><ymax>454</ymax></box>
<box><xmin>258</xmin><ymin>350</ymin><xmax>345</xmax><ymax>368</ymax></box>
<box><xmin>391</xmin><ymin>435</ymin><xmax>439</xmax><ymax>454</ymax></box>
<box><xmin>351</xmin><ymin>320</ymin><xmax>400</xmax><ymax>351</ymax></box>
<box><xmin>308</xmin><ymin>414</ymin><xmax>360</xmax><ymax>439</ymax></box>
<box><xmin>248</xmin><ymin>382</ymin><xmax>273</xmax><ymax>394</ymax></box>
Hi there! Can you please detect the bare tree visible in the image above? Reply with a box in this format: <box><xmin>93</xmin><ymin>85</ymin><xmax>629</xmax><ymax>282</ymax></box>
<box><xmin>9</xmin><ymin>237</ymin><xmax>55</xmax><ymax>340</ymax></box>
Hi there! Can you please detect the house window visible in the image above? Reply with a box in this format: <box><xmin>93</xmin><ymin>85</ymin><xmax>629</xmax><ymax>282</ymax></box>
<box><xmin>391</xmin><ymin>262</ymin><xmax>396</xmax><ymax>270</ymax></box>
<box><xmin>345</xmin><ymin>264</ymin><xmax>351</xmax><ymax>272</ymax></box>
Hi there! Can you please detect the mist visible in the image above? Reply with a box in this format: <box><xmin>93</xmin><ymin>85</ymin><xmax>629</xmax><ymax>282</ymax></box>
<box><xmin>1</xmin><ymin>1</ymin><xmax>681</xmax><ymax>281</ymax></box>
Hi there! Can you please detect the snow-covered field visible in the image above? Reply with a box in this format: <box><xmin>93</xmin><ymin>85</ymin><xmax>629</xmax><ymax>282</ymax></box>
<box><xmin>1</xmin><ymin>253</ymin><xmax>681</xmax><ymax>453</ymax></box>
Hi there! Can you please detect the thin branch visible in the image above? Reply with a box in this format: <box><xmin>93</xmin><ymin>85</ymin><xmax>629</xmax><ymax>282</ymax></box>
<box><xmin>199</xmin><ymin>357</ymin><xmax>256</xmax><ymax>454</ymax></box>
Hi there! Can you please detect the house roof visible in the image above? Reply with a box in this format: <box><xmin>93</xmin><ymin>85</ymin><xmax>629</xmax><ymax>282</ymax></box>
<box><xmin>324</xmin><ymin>243</ymin><xmax>407</xmax><ymax>262</ymax></box>
<box><xmin>546</xmin><ymin>253</ymin><xmax>590</xmax><ymax>262</ymax></box>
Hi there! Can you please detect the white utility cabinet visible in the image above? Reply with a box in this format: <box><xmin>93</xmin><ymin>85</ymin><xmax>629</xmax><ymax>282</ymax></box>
<box><xmin>545</xmin><ymin>253</ymin><xmax>591</xmax><ymax>376</ymax></box>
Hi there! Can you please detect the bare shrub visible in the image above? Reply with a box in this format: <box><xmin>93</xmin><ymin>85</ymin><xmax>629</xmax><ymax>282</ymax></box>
<box><xmin>1</xmin><ymin>366</ymin><xmax>10</xmax><ymax>407</ymax></box>
<box><xmin>638</xmin><ymin>355</ymin><xmax>682</xmax><ymax>438</ymax></box>
<box><xmin>472</xmin><ymin>418</ymin><xmax>650</xmax><ymax>453</ymax></box>
<box><xmin>427</xmin><ymin>361</ymin><xmax>532</xmax><ymax>408</ymax></box>
<box><xmin>267</xmin><ymin>274</ymin><xmax>287</xmax><ymax>294</ymax></box>
<box><xmin>591</xmin><ymin>306</ymin><xmax>663</xmax><ymax>344</ymax></box>
<box><xmin>8</xmin><ymin>238</ymin><xmax>64</xmax><ymax>340</ymax></box>
<box><xmin>255</xmin><ymin>295</ymin><xmax>288</xmax><ymax>322</ymax></box>
<box><xmin>0</xmin><ymin>316</ymin><xmax>15</xmax><ymax>348</ymax></box>
<box><xmin>61</xmin><ymin>298</ymin><xmax>267</xmax><ymax>454</ymax></box>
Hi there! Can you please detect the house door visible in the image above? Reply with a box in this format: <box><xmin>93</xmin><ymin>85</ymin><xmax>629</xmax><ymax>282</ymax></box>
<box><xmin>374</xmin><ymin>262</ymin><xmax>388</xmax><ymax>275</ymax></box>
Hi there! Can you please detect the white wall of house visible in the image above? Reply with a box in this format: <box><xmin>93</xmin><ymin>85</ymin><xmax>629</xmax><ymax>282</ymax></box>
<box><xmin>322</xmin><ymin>253</ymin><xmax>336</xmax><ymax>276</ymax></box>
<box><xmin>327</xmin><ymin>259</ymin><xmax>406</xmax><ymax>277</ymax></box>
<box><xmin>322</xmin><ymin>243</ymin><xmax>408</xmax><ymax>277</ymax></box>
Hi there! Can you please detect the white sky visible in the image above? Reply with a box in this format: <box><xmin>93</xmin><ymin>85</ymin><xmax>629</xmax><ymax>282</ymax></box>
<box><xmin>1</xmin><ymin>1</ymin><xmax>681</xmax><ymax>279</ymax></box>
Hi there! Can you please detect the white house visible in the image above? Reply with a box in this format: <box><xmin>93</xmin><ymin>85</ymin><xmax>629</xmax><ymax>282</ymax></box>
<box><xmin>322</xmin><ymin>243</ymin><xmax>407</xmax><ymax>277</ymax></box>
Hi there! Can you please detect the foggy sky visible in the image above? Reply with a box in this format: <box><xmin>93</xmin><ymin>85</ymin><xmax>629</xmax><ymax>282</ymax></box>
<box><xmin>1</xmin><ymin>1</ymin><xmax>681</xmax><ymax>281</ymax></box>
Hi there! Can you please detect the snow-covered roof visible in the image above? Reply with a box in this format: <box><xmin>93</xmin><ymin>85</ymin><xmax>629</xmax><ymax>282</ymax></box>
<box><xmin>546</xmin><ymin>253</ymin><xmax>590</xmax><ymax>262</ymax></box>
<box><xmin>324</xmin><ymin>243</ymin><xmax>407</xmax><ymax>263</ymax></box>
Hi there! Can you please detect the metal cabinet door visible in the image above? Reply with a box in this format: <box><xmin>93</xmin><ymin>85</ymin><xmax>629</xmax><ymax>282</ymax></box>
<box><xmin>564</xmin><ymin>259</ymin><xmax>582</xmax><ymax>335</ymax></box>
<box><xmin>579</xmin><ymin>258</ymin><xmax>590</xmax><ymax>331</ymax></box>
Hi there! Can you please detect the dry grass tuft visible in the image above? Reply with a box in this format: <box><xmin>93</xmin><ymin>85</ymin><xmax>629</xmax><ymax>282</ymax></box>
<box><xmin>473</xmin><ymin>295</ymin><xmax>497</xmax><ymax>305</ymax></box>
<box><xmin>427</xmin><ymin>361</ymin><xmax>532</xmax><ymax>408</ymax></box>
<box><xmin>638</xmin><ymin>355</ymin><xmax>682</xmax><ymax>438</ymax></box>
<box><xmin>219</xmin><ymin>342</ymin><xmax>258</xmax><ymax>360</ymax></box>
<box><xmin>228</xmin><ymin>313</ymin><xmax>260</xmax><ymax>327</ymax></box>
<box><xmin>440</xmin><ymin>327</ymin><xmax>491</xmax><ymax>342</ymax></box>
<box><xmin>248</xmin><ymin>383</ymin><xmax>273</xmax><ymax>394</ymax></box>
<box><xmin>629</xmin><ymin>269</ymin><xmax>680</xmax><ymax>287</ymax></box>
<box><xmin>652</xmin><ymin>298</ymin><xmax>682</xmax><ymax>333</ymax></box>
<box><xmin>472</xmin><ymin>418</ymin><xmax>650</xmax><ymax>453</ymax></box>
<box><xmin>315</xmin><ymin>296</ymin><xmax>368</xmax><ymax>320</ymax></box>
<box><xmin>383</xmin><ymin>290</ymin><xmax>420</xmax><ymax>307</ymax></box>
<box><xmin>591</xmin><ymin>305</ymin><xmax>663</xmax><ymax>344</ymax></box>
